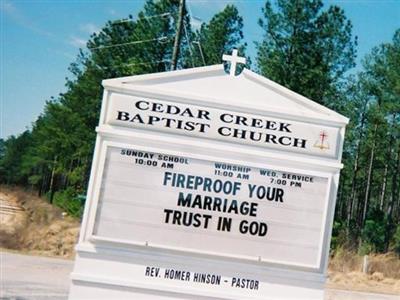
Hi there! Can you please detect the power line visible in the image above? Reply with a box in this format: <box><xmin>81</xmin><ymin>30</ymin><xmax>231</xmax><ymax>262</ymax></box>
<box><xmin>96</xmin><ymin>59</ymin><xmax>171</xmax><ymax>70</ymax></box>
<box><xmin>126</xmin><ymin>59</ymin><xmax>171</xmax><ymax>67</ymax></box>
<box><xmin>89</xmin><ymin>5</ymin><xmax>205</xmax><ymax>68</ymax></box>
<box><xmin>184</xmin><ymin>1</ymin><xmax>205</xmax><ymax>67</ymax></box>
<box><xmin>88</xmin><ymin>36</ymin><xmax>172</xmax><ymax>51</ymax></box>
<box><xmin>193</xmin><ymin>41</ymin><xmax>206</xmax><ymax>66</ymax></box>
<box><xmin>141</xmin><ymin>12</ymin><xmax>172</xmax><ymax>19</ymax></box>
<box><xmin>186</xmin><ymin>0</ymin><xmax>204</xmax><ymax>24</ymax></box>
<box><xmin>183</xmin><ymin>20</ymin><xmax>195</xmax><ymax>68</ymax></box>
<box><xmin>111</xmin><ymin>12</ymin><xmax>174</xmax><ymax>25</ymax></box>
<box><xmin>185</xmin><ymin>1</ymin><xmax>207</xmax><ymax>66</ymax></box>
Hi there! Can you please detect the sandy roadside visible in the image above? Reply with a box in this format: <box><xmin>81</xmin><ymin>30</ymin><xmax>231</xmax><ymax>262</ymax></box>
<box><xmin>0</xmin><ymin>188</ymin><xmax>80</xmax><ymax>258</ymax></box>
<box><xmin>1</xmin><ymin>188</ymin><xmax>399</xmax><ymax>296</ymax></box>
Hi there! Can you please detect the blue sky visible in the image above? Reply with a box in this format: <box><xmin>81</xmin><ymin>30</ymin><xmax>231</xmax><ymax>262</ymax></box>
<box><xmin>1</xmin><ymin>0</ymin><xmax>399</xmax><ymax>139</ymax></box>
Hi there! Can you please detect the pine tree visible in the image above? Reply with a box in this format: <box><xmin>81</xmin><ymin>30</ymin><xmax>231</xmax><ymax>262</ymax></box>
<box><xmin>335</xmin><ymin>29</ymin><xmax>400</xmax><ymax>252</ymax></box>
<box><xmin>256</xmin><ymin>0</ymin><xmax>356</xmax><ymax>105</ymax></box>
<box><xmin>359</xmin><ymin>30</ymin><xmax>400</xmax><ymax>251</ymax></box>
<box><xmin>189</xmin><ymin>4</ymin><xmax>247</xmax><ymax>69</ymax></box>
<box><xmin>0</xmin><ymin>0</ymin><xmax>248</xmax><ymax>214</ymax></box>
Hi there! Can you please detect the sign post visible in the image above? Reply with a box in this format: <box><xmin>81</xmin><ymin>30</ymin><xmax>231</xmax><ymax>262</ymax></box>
<box><xmin>68</xmin><ymin>50</ymin><xmax>348</xmax><ymax>300</ymax></box>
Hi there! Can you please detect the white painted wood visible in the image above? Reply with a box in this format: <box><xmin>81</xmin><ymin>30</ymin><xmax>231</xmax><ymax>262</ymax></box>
<box><xmin>222</xmin><ymin>49</ymin><xmax>246</xmax><ymax>76</ymax></box>
<box><xmin>102</xmin><ymin>66</ymin><xmax>348</xmax><ymax>124</ymax></box>
<box><xmin>363</xmin><ymin>255</ymin><xmax>369</xmax><ymax>274</ymax></box>
<box><xmin>91</xmin><ymin>142</ymin><xmax>330</xmax><ymax>269</ymax></box>
<box><xmin>69</xmin><ymin>245</ymin><xmax>325</xmax><ymax>300</ymax></box>
<box><xmin>96</xmin><ymin>126</ymin><xmax>344</xmax><ymax>170</ymax></box>
<box><xmin>105</xmin><ymin>93</ymin><xmax>341</xmax><ymax>158</ymax></box>
<box><xmin>69</xmin><ymin>63</ymin><xmax>347</xmax><ymax>300</ymax></box>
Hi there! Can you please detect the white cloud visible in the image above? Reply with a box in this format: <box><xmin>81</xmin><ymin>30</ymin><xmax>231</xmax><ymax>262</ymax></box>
<box><xmin>80</xmin><ymin>23</ymin><xmax>100</xmax><ymax>35</ymax></box>
<box><xmin>69</xmin><ymin>36</ymin><xmax>87</xmax><ymax>48</ymax></box>
<box><xmin>48</xmin><ymin>48</ymin><xmax>75</xmax><ymax>60</ymax></box>
<box><xmin>186</xmin><ymin>0</ymin><xmax>209</xmax><ymax>8</ymax></box>
<box><xmin>187</xmin><ymin>0</ymin><xmax>238</xmax><ymax>10</ymax></box>
<box><xmin>191</xmin><ymin>17</ymin><xmax>203</xmax><ymax>30</ymax></box>
<box><xmin>1</xmin><ymin>0</ymin><xmax>16</xmax><ymax>14</ymax></box>
<box><xmin>1</xmin><ymin>0</ymin><xmax>53</xmax><ymax>37</ymax></box>
<box><xmin>108</xmin><ymin>9</ymin><xmax>117</xmax><ymax>16</ymax></box>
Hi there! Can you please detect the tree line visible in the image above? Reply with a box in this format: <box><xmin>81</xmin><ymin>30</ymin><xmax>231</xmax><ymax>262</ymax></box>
<box><xmin>1</xmin><ymin>0</ymin><xmax>399</xmax><ymax>254</ymax></box>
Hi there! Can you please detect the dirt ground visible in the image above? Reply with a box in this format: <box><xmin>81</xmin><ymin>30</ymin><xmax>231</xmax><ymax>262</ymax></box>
<box><xmin>1</xmin><ymin>186</ymin><xmax>399</xmax><ymax>295</ymax></box>
<box><xmin>0</xmin><ymin>186</ymin><xmax>80</xmax><ymax>258</ymax></box>
<box><xmin>328</xmin><ymin>247</ymin><xmax>400</xmax><ymax>295</ymax></box>
<box><xmin>327</xmin><ymin>271</ymin><xmax>400</xmax><ymax>295</ymax></box>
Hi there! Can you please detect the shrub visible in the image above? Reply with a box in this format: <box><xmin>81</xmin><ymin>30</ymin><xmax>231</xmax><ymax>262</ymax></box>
<box><xmin>331</xmin><ymin>221</ymin><xmax>347</xmax><ymax>251</ymax></box>
<box><xmin>53</xmin><ymin>188</ymin><xmax>84</xmax><ymax>218</ymax></box>
<box><xmin>361</xmin><ymin>219</ymin><xmax>386</xmax><ymax>254</ymax></box>
<box><xmin>359</xmin><ymin>206</ymin><xmax>388</xmax><ymax>254</ymax></box>
<box><xmin>394</xmin><ymin>225</ymin><xmax>400</xmax><ymax>255</ymax></box>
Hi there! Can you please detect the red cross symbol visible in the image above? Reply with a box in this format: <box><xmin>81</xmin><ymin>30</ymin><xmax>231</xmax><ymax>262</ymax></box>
<box><xmin>314</xmin><ymin>131</ymin><xmax>329</xmax><ymax>150</ymax></box>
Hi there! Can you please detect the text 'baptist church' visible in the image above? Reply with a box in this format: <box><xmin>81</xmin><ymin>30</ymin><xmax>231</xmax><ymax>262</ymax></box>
<box><xmin>116</xmin><ymin>99</ymin><xmax>307</xmax><ymax>149</ymax></box>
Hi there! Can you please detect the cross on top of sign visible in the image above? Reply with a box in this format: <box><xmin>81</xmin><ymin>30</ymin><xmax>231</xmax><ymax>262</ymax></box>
<box><xmin>222</xmin><ymin>49</ymin><xmax>246</xmax><ymax>77</ymax></box>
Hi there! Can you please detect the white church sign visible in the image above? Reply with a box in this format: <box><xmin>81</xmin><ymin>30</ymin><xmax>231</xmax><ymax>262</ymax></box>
<box><xmin>69</xmin><ymin>50</ymin><xmax>348</xmax><ymax>300</ymax></box>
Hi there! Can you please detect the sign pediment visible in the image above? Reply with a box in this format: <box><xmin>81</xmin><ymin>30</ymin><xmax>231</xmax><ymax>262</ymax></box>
<box><xmin>102</xmin><ymin>65</ymin><xmax>348</xmax><ymax>125</ymax></box>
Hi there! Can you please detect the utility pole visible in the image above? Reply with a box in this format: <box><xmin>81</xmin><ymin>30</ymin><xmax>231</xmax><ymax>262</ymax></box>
<box><xmin>193</xmin><ymin>41</ymin><xmax>206</xmax><ymax>66</ymax></box>
<box><xmin>171</xmin><ymin>0</ymin><xmax>185</xmax><ymax>70</ymax></box>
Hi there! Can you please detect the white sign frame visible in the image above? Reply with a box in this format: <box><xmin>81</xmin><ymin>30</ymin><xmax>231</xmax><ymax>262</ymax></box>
<box><xmin>69</xmin><ymin>65</ymin><xmax>346</xmax><ymax>300</ymax></box>
<box><xmin>81</xmin><ymin>136</ymin><xmax>334</xmax><ymax>272</ymax></box>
